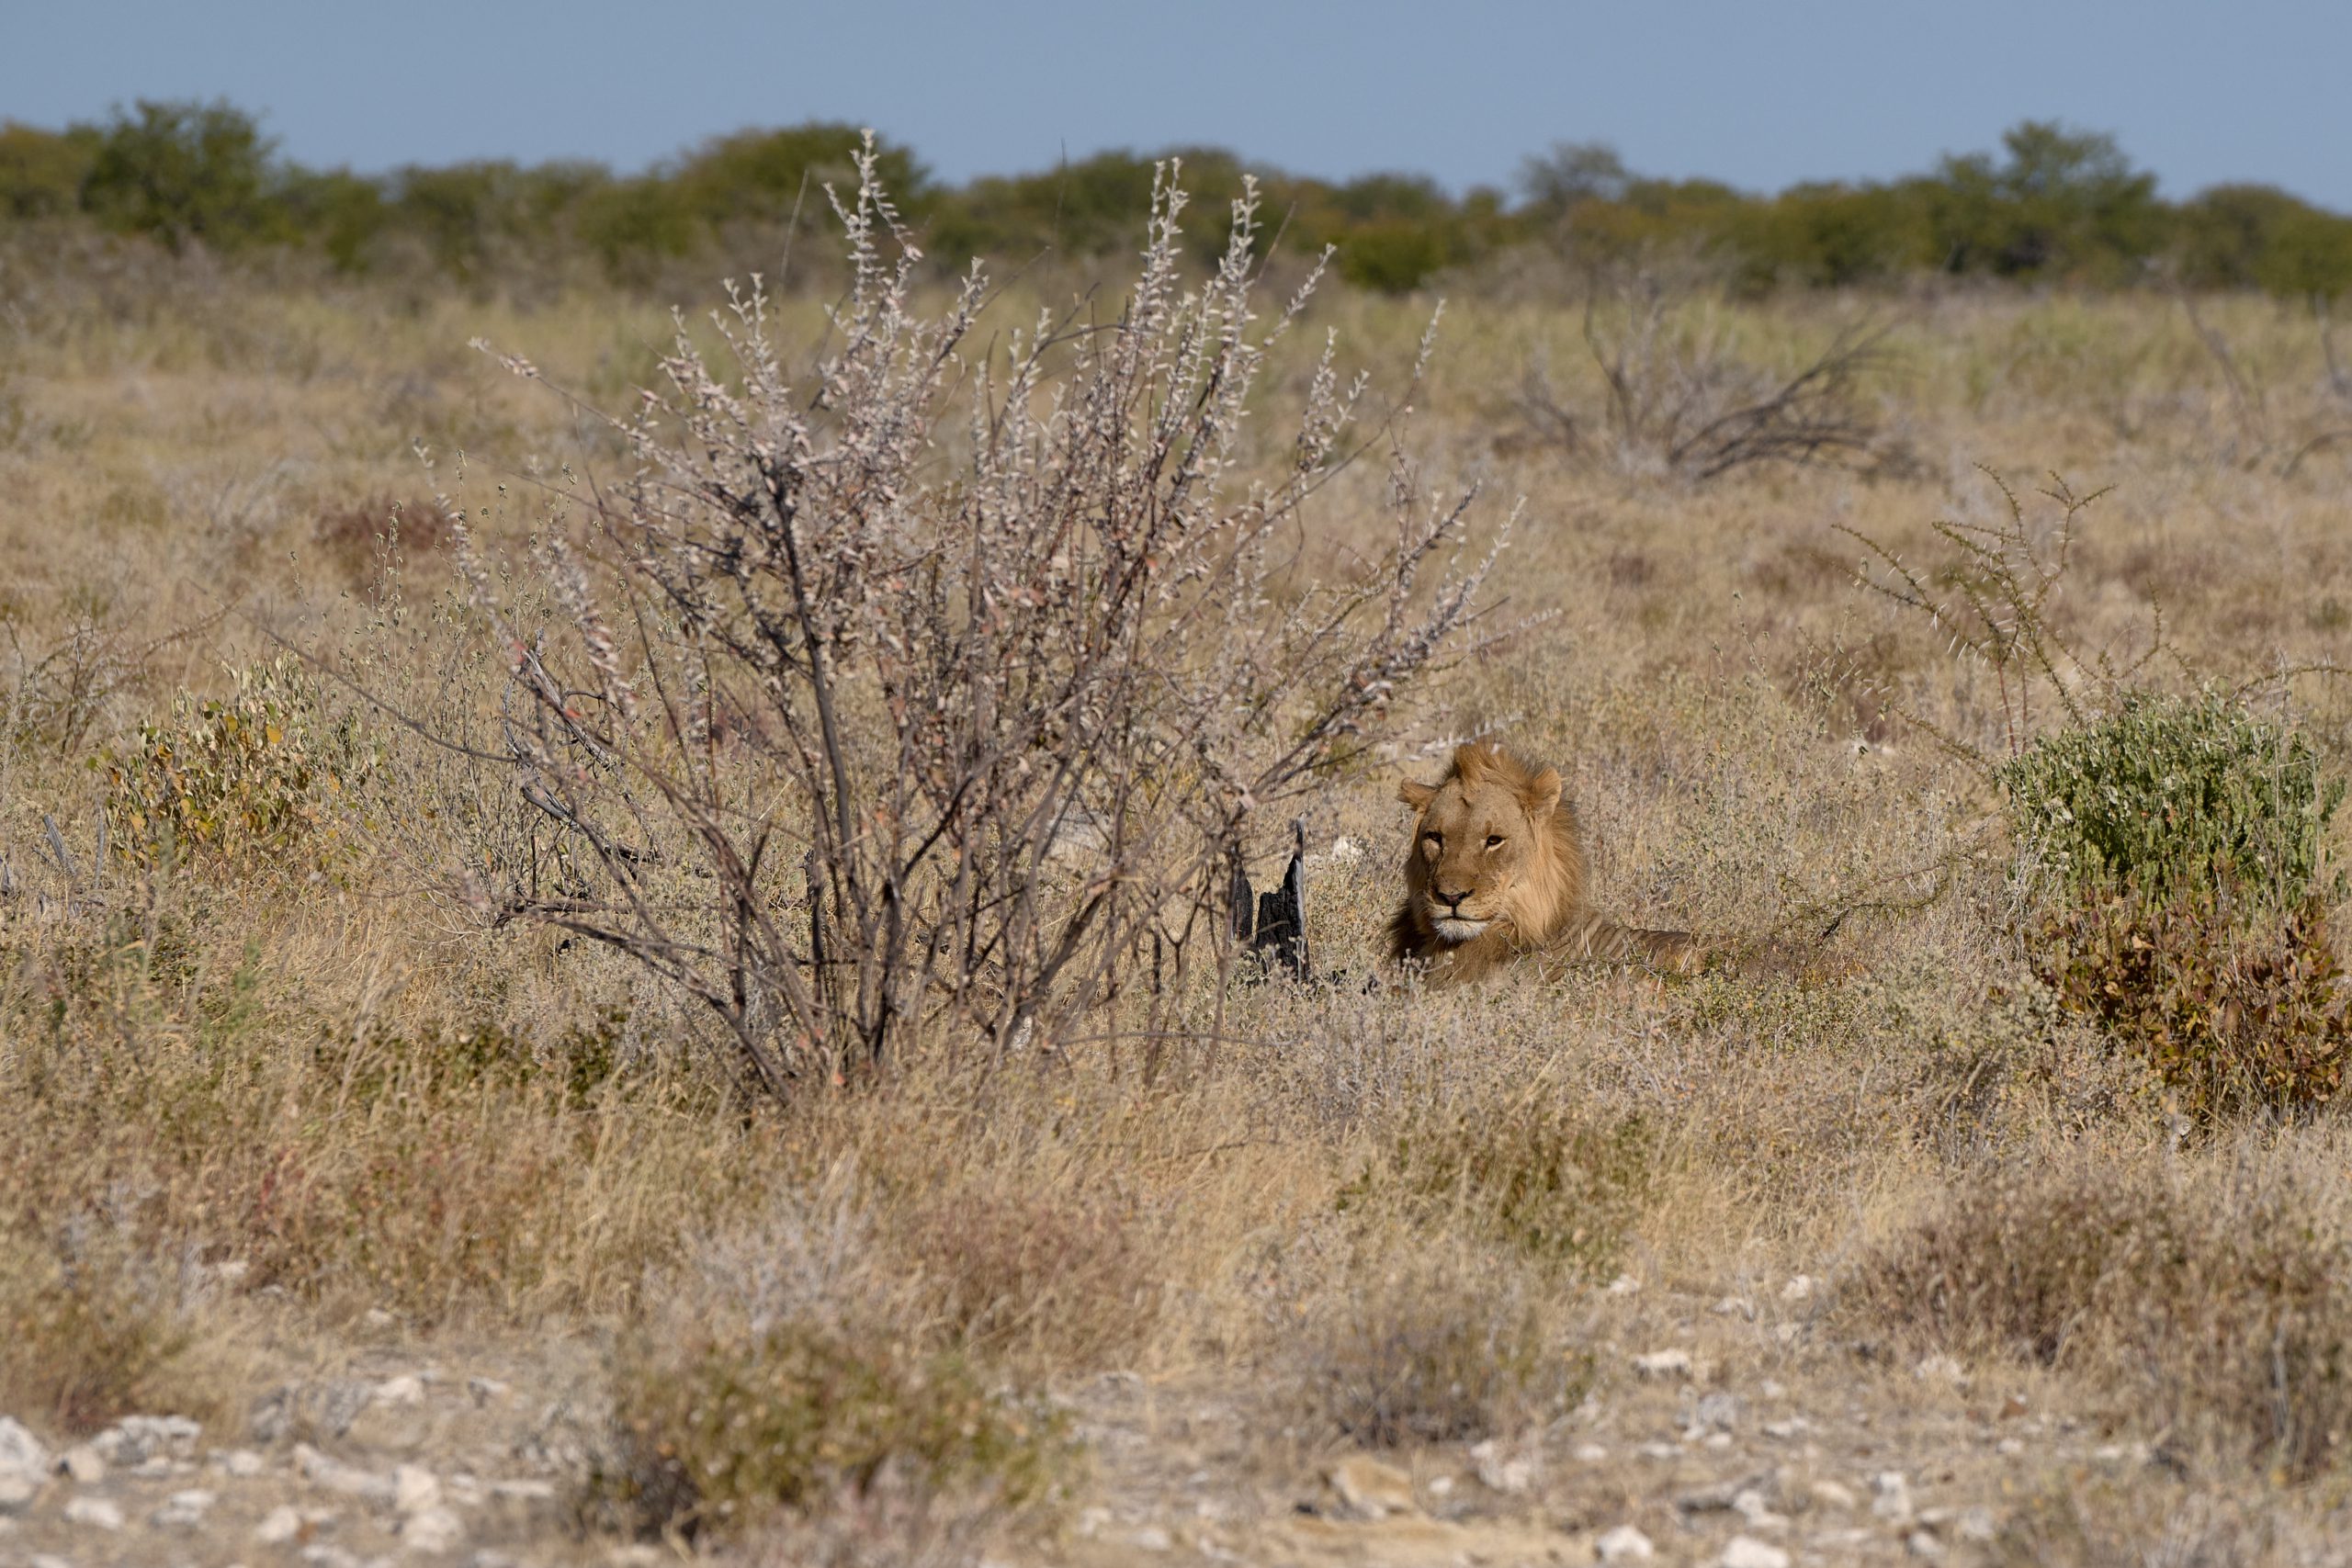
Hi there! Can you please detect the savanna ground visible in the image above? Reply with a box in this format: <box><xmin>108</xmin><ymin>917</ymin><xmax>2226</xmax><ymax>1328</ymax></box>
<box><xmin>6</xmin><ymin>220</ymin><xmax>2352</xmax><ymax>1568</ymax></box>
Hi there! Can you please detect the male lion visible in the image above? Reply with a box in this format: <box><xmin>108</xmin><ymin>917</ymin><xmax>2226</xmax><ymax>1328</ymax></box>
<box><xmin>1388</xmin><ymin>741</ymin><xmax>1702</xmax><ymax>985</ymax></box>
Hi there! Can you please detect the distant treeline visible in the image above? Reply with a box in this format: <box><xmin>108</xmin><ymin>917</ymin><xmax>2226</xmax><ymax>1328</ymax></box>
<box><xmin>4</xmin><ymin>100</ymin><xmax>2350</xmax><ymax>301</ymax></box>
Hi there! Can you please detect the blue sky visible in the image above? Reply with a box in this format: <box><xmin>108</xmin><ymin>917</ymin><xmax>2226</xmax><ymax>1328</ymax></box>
<box><xmin>6</xmin><ymin>0</ymin><xmax>2348</xmax><ymax>208</ymax></box>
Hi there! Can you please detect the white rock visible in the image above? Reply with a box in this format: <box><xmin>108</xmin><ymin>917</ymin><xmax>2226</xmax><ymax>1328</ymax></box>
<box><xmin>393</xmin><ymin>1463</ymin><xmax>442</xmax><ymax>1514</ymax></box>
<box><xmin>1914</xmin><ymin>1353</ymin><xmax>1968</xmax><ymax>1388</ymax></box>
<box><xmin>1761</xmin><ymin>1416</ymin><xmax>1808</xmax><ymax>1439</ymax></box>
<box><xmin>1329</xmin><ymin>837</ymin><xmax>1364</xmax><ymax>865</ymax></box>
<box><xmin>154</xmin><ymin>1487</ymin><xmax>219</xmax><ymax>1527</ymax></box>
<box><xmin>401</xmin><ymin>1505</ymin><xmax>466</xmax><ymax>1553</ymax></box>
<box><xmin>0</xmin><ymin>1472</ymin><xmax>36</xmax><ymax>1515</ymax></box>
<box><xmin>295</xmin><ymin>1442</ymin><xmax>395</xmax><ymax>1501</ymax></box>
<box><xmin>1713</xmin><ymin>1295</ymin><xmax>1756</xmax><ymax>1319</ymax></box>
<box><xmin>57</xmin><ymin>1443</ymin><xmax>107</xmax><ymax>1483</ymax></box>
<box><xmin>64</xmin><ymin>1495</ymin><xmax>125</xmax><ymax>1530</ymax></box>
<box><xmin>257</xmin><ymin>1505</ymin><xmax>307</xmax><ymax>1544</ymax></box>
<box><xmin>118</xmin><ymin>1413</ymin><xmax>203</xmax><ymax>1459</ymax></box>
<box><xmin>1734</xmin><ymin>1489</ymin><xmax>1790</xmax><ymax>1529</ymax></box>
<box><xmin>1694</xmin><ymin>1392</ymin><xmax>1740</xmax><ymax>1431</ymax></box>
<box><xmin>1468</xmin><ymin>1437</ymin><xmax>1538</xmax><ymax>1495</ymax></box>
<box><xmin>1995</xmin><ymin>1437</ymin><xmax>2024</xmax><ymax>1457</ymax></box>
<box><xmin>1719</xmin><ymin>1537</ymin><xmax>1791</xmax><ymax>1568</ymax></box>
<box><xmin>466</xmin><ymin>1377</ymin><xmax>511</xmax><ymax>1406</ymax></box>
<box><xmin>1906</xmin><ymin>1529</ymin><xmax>1946</xmax><ymax>1560</ymax></box>
<box><xmin>1607</xmin><ymin>1273</ymin><xmax>1643</xmax><ymax>1295</ymax></box>
<box><xmin>1631</xmin><ymin>1348</ymin><xmax>1693</xmax><ymax>1380</ymax></box>
<box><xmin>0</xmin><ymin>1417</ymin><xmax>50</xmax><ymax>1480</ymax></box>
<box><xmin>375</xmin><ymin>1374</ymin><xmax>427</xmax><ymax>1406</ymax></box>
<box><xmin>1597</xmin><ymin>1524</ymin><xmax>1657</xmax><ymax>1562</ymax></box>
<box><xmin>218</xmin><ymin>1447</ymin><xmax>267</xmax><ymax>1477</ymax></box>
<box><xmin>1572</xmin><ymin>1442</ymin><xmax>1610</xmax><ymax>1463</ymax></box>
<box><xmin>1779</xmin><ymin>1274</ymin><xmax>1814</xmax><ymax>1303</ymax></box>
<box><xmin>1810</xmin><ymin>1480</ymin><xmax>1859</xmax><ymax>1511</ymax></box>
<box><xmin>1871</xmin><ymin>1471</ymin><xmax>1914</xmax><ymax>1523</ymax></box>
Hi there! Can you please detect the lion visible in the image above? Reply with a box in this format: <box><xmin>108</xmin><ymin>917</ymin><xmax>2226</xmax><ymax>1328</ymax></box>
<box><xmin>1388</xmin><ymin>740</ymin><xmax>1702</xmax><ymax>986</ymax></box>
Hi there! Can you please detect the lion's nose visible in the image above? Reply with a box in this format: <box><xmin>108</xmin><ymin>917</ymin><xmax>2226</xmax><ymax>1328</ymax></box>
<box><xmin>1434</xmin><ymin>888</ymin><xmax>1470</xmax><ymax>910</ymax></box>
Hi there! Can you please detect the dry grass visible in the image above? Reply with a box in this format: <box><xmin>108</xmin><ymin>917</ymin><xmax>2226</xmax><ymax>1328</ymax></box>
<box><xmin>6</xmin><ymin>228</ymin><xmax>2352</xmax><ymax>1558</ymax></box>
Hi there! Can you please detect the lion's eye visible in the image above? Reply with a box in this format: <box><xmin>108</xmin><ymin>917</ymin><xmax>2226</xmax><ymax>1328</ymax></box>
<box><xmin>1423</xmin><ymin>832</ymin><xmax>1442</xmax><ymax>850</ymax></box>
<box><xmin>1486</xmin><ymin>834</ymin><xmax>1505</xmax><ymax>849</ymax></box>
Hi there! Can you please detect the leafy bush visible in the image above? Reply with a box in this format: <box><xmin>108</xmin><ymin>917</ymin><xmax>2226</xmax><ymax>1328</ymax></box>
<box><xmin>1997</xmin><ymin>693</ymin><xmax>2349</xmax><ymax>1118</ymax></box>
<box><xmin>104</xmin><ymin>658</ymin><xmax>373</xmax><ymax>876</ymax></box>
<box><xmin>2033</xmin><ymin>882</ymin><xmax>2348</xmax><ymax>1117</ymax></box>
<box><xmin>1999</xmin><ymin>692</ymin><xmax>2344</xmax><ymax>912</ymax></box>
<box><xmin>596</xmin><ymin>1318</ymin><xmax>1069</xmax><ymax>1539</ymax></box>
<box><xmin>1340</xmin><ymin>1098</ymin><xmax>1656</xmax><ymax>1279</ymax></box>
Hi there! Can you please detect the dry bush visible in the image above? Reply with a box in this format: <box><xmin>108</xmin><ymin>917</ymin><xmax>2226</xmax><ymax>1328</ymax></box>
<box><xmin>596</xmin><ymin>1319</ymin><xmax>1069</xmax><ymax>1540</ymax></box>
<box><xmin>0</xmin><ymin>1224</ymin><xmax>245</xmax><ymax>1434</ymax></box>
<box><xmin>593</xmin><ymin>1183</ymin><xmax>1071</xmax><ymax>1540</ymax></box>
<box><xmin>457</xmin><ymin>142</ymin><xmax>1501</xmax><ymax>1095</ymax></box>
<box><xmin>896</xmin><ymin>1180</ymin><xmax>1163</xmax><ymax>1370</ymax></box>
<box><xmin>2034</xmin><ymin>883</ymin><xmax>2349</xmax><ymax>1119</ymax></box>
<box><xmin>1284</xmin><ymin>1233</ymin><xmax>1578</xmax><ymax>1448</ymax></box>
<box><xmin>1849</xmin><ymin>1150</ymin><xmax>2352</xmax><ymax>1480</ymax></box>
<box><xmin>1987</xmin><ymin>1483</ymin><xmax>2289</xmax><ymax>1568</ymax></box>
<box><xmin>1520</xmin><ymin>257</ymin><xmax>1893</xmax><ymax>482</ymax></box>
<box><xmin>1338</xmin><ymin>1093</ymin><xmax>1656</xmax><ymax>1279</ymax></box>
<box><xmin>311</xmin><ymin>492</ymin><xmax>456</xmax><ymax>590</ymax></box>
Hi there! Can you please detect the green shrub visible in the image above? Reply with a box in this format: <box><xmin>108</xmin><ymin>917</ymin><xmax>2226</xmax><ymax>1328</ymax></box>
<box><xmin>2000</xmin><ymin>693</ymin><xmax>2348</xmax><ymax>1117</ymax></box>
<box><xmin>596</xmin><ymin>1319</ymin><xmax>1069</xmax><ymax>1539</ymax></box>
<box><xmin>1340</xmin><ymin>1098</ymin><xmax>1656</xmax><ymax>1279</ymax></box>
<box><xmin>103</xmin><ymin>659</ymin><xmax>374</xmax><ymax>877</ymax></box>
<box><xmin>1999</xmin><ymin>692</ymin><xmax>2342</xmax><ymax>912</ymax></box>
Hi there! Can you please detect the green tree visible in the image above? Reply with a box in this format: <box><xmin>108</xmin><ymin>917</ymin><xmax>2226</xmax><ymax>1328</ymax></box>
<box><xmin>80</xmin><ymin>99</ymin><xmax>288</xmax><ymax>252</ymax></box>
<box><xmin>1929</xmin><ymin>121</ymin><xmax>2160</xmax><ymax>282</ymax></box>
<box><xmin>0</xmin><ymin>121</ymin><xmax>97</xmax><ymax>220</ymax></box>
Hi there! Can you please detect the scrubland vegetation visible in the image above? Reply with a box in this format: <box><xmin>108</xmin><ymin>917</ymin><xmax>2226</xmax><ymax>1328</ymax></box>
<box><xmin>6</xmin><ymin>130</ymin><xmax>2352</xmax><ymax>1566</ymax></box>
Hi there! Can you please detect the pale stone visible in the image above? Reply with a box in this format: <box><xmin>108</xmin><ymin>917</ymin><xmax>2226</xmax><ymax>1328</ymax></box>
<box><xmin>1780</xmin><ymin>1274</ymin><xmax>1815</xmax><ymax>1303</ymax></box>
<box><xmin>58</xmin><ymin>1444</ymin><xmax>107</xmax><ymax>1483</ymax></box>
<box><xmin>1720</xmin><ymin>1536</ymin><xmax>1791</xmax><ymax>1568</ymax></box>
<box><xmin>1631</xmin><ymin>1348</ymin><xmax>1692</xmax><ymax>1380</ymax></box>
<box><xmin>375</xmin><ymin>1375</ymin><xmax>427</xmax><ymax>1407</ymax></box>
<box><xmin>393</xmin><ymin>1463</ymin><xmax>442</xmax><ymax>1514</ymax></box>
<box><xmin>1810</xmin><ymin>1480</ymin><xmax>1859</xmax><ymax>1511</ymax></box>
<box><xmin>0</xmin><ymin>1417</ymin><xmax>49</xmax><ymax>1481</ymax></box>
<box><xmin>257</xmin><ymin>1505</ymin><xmax>306</xmax><ymax>1544</ymax></box>
<box><xmin>0</xmin><ymin>1472</ymin><xmax>36</xmax><ymax>1515</ymax></box>
<box><xmin>64</xmin><ymin>1495</ymin><xmax>125</xmax><ymax>1530</ymax></box>
<box><xmin>1596</xmin><ymin>1523</ymin><xmax>1656</xmax><ymax>1562</ymax></box>
<box><xmin>1871</xmin><ymin>1471</ymin><xmax>1914</xmax><ymax>1524</ymax></box>
<box><xmin>1468</xmin><ymin>1436</ymin><xmax>1538</xmax><ymax>1495</ymax></box>
<box><xmin>401</xmin><ymin>1505</ymin><xmax>465</xmax><ymax>1554</ymax></box>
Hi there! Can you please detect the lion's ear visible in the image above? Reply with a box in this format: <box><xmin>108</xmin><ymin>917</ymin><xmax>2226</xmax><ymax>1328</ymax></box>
<box><xmin>1521</xmin><ymin>767</ymin><xmax>1563</xmax><ymax>819</ymax></box>
<box><xmin>1397</xmin><ymin>778</ymin><xmax>1438</xmax><ymax>811</ymax></box>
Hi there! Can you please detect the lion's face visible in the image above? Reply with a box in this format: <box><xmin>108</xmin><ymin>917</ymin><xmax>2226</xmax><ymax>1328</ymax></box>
<box><xmin>1396</xmin><ymin>744</ymin><xmax>1566</xmax><ymax>947</ymax></box>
